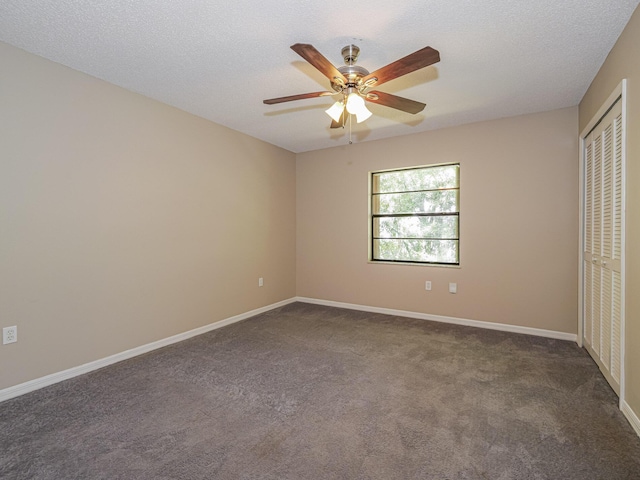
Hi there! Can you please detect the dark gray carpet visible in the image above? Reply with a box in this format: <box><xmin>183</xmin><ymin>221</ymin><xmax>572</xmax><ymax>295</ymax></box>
<box><xmin>1</xmin><ymin>302</ymin><xmax>640</xmax><ymax>479</ymax></box>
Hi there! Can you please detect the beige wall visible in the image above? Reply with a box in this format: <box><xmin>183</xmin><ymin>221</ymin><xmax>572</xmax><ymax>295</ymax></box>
<box><xmin>0</xmin><ymin>42</ymin><xmax>296</xmax><ymax>390</ymax></box>
<box><xmin>297</xmin><ymin>107</ymin><xmax>578</xmax><ymax>333</ymax></box>
<box><xmin>579</xmin><ymin>5</ymin><xmax>640</xmax><ymax>418</ymax></box>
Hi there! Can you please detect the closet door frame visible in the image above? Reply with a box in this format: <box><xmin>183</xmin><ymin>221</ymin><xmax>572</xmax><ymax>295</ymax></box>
<box><xmin>578</xmin><ymin>79</ymin><xmax>626</xmax><ymax>404</ymax></box>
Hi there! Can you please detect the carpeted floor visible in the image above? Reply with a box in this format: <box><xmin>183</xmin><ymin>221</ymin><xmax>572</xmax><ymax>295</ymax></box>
<box><xmin>1</xmin><ymin>302</ymin><xmax>640</xmax><ymax>479</ymax></box>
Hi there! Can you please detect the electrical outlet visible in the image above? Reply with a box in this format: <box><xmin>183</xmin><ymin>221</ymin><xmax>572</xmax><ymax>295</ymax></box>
<box><xmin>3</xmin><ymin>326</ymin><xmax>17</xmax><ymax>345</ymax></box>
<box><xmin>258</xmin><ymin>277</ymin><xmax>264</xmax><ymax>287</ymax></box>
<box><xmin>425</xmin><ymin>281</ymin><xmax>432</xmax><ymax>291</ymax></box>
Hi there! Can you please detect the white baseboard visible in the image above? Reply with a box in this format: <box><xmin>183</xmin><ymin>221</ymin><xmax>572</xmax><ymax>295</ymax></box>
<box><xmin>295</xmin><ymin>296</ymin><xmax>578</xmax><ymax>342</ymax></box>
<box><xmin>621</xmin><ymin>400</ymin><xmax>640</xmax><ymax>437</ymax></box>
<box><xmin>0</xmin><ymin>296</ymin><xmax>580</xmax><ymax>403</ymax></box>
<box><xmin>0</xmin><ymin>298</ymin><xmax>296</xmax><ymax>403</ymax></box>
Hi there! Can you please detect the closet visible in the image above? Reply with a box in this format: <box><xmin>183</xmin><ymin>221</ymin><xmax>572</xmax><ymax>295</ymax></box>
<box><xmin>581</xmin><ymin>83</ymin><xmax>625</xmax><ymax>396</ymax></box>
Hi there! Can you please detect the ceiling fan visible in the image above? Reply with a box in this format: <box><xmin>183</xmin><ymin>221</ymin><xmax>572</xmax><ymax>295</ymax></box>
<box><xmin>263</xmin><ymin>43</ymin><xmax>440</xmax><ymax>128</ymax></box>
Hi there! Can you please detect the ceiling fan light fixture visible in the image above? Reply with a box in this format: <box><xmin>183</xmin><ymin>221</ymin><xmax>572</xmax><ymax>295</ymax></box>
<box><xmin>325</xmin><ymin>101</ymin><xmax>345</xmax><ymax>122</ymax></box>
<box><xmin>346</xmin><ymin>92</ymin><xmax>372</xmax><ymax>123</ymax></box>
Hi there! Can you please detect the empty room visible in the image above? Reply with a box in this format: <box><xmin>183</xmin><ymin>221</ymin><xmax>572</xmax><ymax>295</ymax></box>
<box><xmin>1</xmin><ymin>1</ymin><xmax>640</xmax><ymax>478</ymax></box>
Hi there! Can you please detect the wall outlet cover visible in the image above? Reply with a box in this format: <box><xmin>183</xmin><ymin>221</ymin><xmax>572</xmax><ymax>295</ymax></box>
<box><xmin>3</xmin><ymin>326</ymin><xmax>17</xmax><ymax>344</ymax></box>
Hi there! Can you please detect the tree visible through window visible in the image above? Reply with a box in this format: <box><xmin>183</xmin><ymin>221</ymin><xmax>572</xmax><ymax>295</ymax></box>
<box><xmin>371</xmin><ymin>164</ymin><xmax>460</xmax><ymax>265</ymax></box>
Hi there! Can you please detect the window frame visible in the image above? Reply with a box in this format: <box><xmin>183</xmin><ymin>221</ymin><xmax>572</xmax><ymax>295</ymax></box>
<box><xmin>369</xmin><ymin>163</ymin><xmax>460</xmax><ymax>266</ymax></box>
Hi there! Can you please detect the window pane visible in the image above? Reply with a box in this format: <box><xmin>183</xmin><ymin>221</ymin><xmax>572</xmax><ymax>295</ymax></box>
<box><xmin>370</xmin><ymin>163</ymin><xmax>460</xmax><ymax>265</ymax></box>
<box><xmin>373</xmin><ymin>190</ymin><xmax>459</xmax><ymax>214</ymax></box>
<box><xmin>374</xmin><ymin>239</ymin><xmax>459</xmax><ymax>263</ymax></box>
<box><xmin>373</xmin><ymin>164</ymin><xmax>459</xmax><ymax>193</ymax></box>
<box><xmin>374</xmin><ymin>216</ymin><xmax>458</xmax><ymax>239</ymax></box>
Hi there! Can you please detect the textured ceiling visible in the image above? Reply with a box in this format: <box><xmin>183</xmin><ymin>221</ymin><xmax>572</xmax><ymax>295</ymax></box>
<box><xmin>1</xmin><ymin>1</ymin><xmax>638</xmax><ymax>153</ymax></box>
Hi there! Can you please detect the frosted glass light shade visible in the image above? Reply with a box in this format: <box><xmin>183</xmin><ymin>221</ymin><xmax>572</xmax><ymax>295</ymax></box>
<box><xmin>325</xmin><ymin>101</ymin><xmax>344</xmax><ymax>122</ymax></box>
<box><xmin>346</xmin><ymin>93</ymin><xmax>372</xmax><ymax>123</ymax></box>
<box><xmin>354</xmin><ymin>108</ymin><xmax>372</xmax><ymax>123</ymax></box>
<box><xmin>345</xmin><ymin>92</ymin><xmax>364</xmax><ymax>113</ymax></box>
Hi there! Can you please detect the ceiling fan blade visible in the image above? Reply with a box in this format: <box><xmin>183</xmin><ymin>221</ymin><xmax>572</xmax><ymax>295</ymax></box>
<box><xmin>362</xmin><ymin>46</ymin><xmax>440</xmax><ymax>88</ymax></box>
<box><xmin>366</xmin><ymin>91</ymin><xmax>426</xmax><ymax>114</ymax></box>
<box><xmin>291</xmin><ymin>43</ymin><xmax>347</xmax><ymax>84</ymax></box>
<box><xmin>263</xmin><ymin>91</ymin><xmax>334</xmax><ymax>105</ymax></box>
<box><xmin>330</xmin><ymin>110</ymin><xmax>345</xmax><ymax>129</ymax></box>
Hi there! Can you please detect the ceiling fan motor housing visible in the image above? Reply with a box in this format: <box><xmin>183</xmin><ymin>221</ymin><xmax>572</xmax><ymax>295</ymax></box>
<box><xmin>332</xmin><ymin>45</ymin><xmax>370</xmax><ymax>93</ymax></box>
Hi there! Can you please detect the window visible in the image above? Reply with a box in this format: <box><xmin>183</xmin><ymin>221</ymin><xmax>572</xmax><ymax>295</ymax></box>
<box><xmin>370</xmin><ymin>163</ymin><xmax>460</xmax><ymax>265</ymax></box>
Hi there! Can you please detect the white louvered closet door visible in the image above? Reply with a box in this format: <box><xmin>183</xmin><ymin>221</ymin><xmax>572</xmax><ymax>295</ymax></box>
<box><xmin>583</xmin><ymin>97</ymin><xmax>624</xmax><ymax>396</ymax></box>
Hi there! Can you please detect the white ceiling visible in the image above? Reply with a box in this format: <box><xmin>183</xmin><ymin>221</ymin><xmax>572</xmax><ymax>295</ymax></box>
<box><xmin>1</xmin><ymin>1</ymin><xmax>638</xmax><ymax>153</ymax></box>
